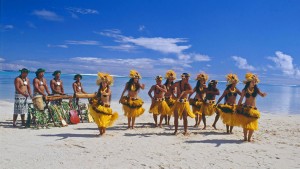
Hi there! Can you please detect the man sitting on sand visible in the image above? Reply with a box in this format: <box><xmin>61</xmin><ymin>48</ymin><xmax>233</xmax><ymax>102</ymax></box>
<box><xmin>13</xmin><ymin>68</ymin><xmax>32</xmax><ymax>127</ymax></box>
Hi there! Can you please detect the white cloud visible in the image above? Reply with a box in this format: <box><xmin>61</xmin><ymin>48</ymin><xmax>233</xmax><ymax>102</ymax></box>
<box><xmin>139</xmin><ymin>25</ymin><xmax>145</xmax><ymax>32</ymax></box>
<box><xmin>71</xmin><ymin>57</ymin><xmax>155</xmax><ymax>69</ymax></box>
<box><xmin>193</xmin><ymin>53</ymin><xmax>211</xmax><ymax>61</ymax></box>
<box><xmin>0</xmin><ymin>25</ymin><xmax>14</xmax><ymax>31</ymax></box>
<box><xmin>97</xmin><ymin>29</ymin><xmax>211</xmax><ymax>62</ymax></box>
<box><xmin>232</xmin><ymin>56</ymin><xmax>255</xmax><ymax>71</ymax></box>
<box><xmin>268</xmin><ymin>51</ymin><xmax>300</xmax><ymax>78</ymax></box>
<box><xmin>0</xmin><ymin>58</ymin><xmax>5</xmax><ymax>62</ymax></box>
<box><xmin>47</xmin><ymin>44</ymin><xmax>68</xmax><ymax>48</ymax></box>
<box><xmin>67</xmin><ymin>7</ymin><xmax>99</xmax><ymax>15</ymax></box>
<box><xmin>32</xmin><ymin>9</ymin><xmax>63</xmax><ymax>21</ymax></box>
<box><xmin>178</xmin><ymin>54</ymin><xmax>191</xmax><ymax>60</ymax></box>
<box><xmin>102</xmin><ymin>44</ymin><xmax>136</xmax><ymax>52</ymax></box>
<box><xmin>65</xmin><ymin>40</ymin><xmax>99</xmax><ymax>45</ymax></box>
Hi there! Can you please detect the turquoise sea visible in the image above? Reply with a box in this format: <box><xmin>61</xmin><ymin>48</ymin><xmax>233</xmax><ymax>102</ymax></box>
<box><xmin>1</xmin><ymin>71</ymin><xmax>299</xmax><ymax>114</ymax></box>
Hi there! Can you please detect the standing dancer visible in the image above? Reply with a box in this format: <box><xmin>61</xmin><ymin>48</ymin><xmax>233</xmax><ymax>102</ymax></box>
<box><xmin>215</xmin><ymin>74</ymin><xmax>241</xmax><ymax>133</ymax></box>
<box><xmin>148</xmin><ymin>75</ymin><xmax>170</xmax><ymax>127</ymax></box>
<box><xmin>164</xmin><ymin>70</ymin><xmax>177</xmax><ymax>125</ymax></box>
<box><xmin>119</xmin><ymin>70</ymin><xmax>145</xmax><ymax>129</ymax></box>
<box><xmin>189</xmin><ymin>73</ymin><xmax>208</xmax><ymax>128</ymax></box>
<box><xmin>89</xmin><ymin>72</ymin><xmax>118</xmax><ymax>136</ymax></box>
<box><xmin>13</xmin><ymin>68</ymin><xmax>32</xmax><ymax>127</ymax></box>
<box><xmin>170</xmin><ymin>73</ymin><xmax>195</xmax><ymax>135</ymax></box>
<box><xmin>237</xmin><ymin>73</ymin><xmax>267</xmax><ymax>142</ymax></box>
<box><xmin>202</xmin><ymin>80</ymin><xmax>220</xmax><ymax>130</ymax></box>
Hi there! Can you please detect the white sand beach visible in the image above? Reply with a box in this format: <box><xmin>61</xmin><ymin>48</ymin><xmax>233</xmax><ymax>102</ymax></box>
<box><xmin>1</xmin><ymin>100</ymin><xmax>300</xmax><ymax>169</ymax></box>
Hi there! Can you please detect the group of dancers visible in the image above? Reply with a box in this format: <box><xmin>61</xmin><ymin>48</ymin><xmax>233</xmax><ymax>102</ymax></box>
<box><xmin>13</xmin><ymin>68</ymin><xmax>266</xmax><ymax>141</ymax></box>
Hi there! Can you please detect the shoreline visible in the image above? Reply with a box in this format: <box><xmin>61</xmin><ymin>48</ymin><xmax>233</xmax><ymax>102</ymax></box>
<box><xmin>1</xmin><ymin>100</ymin><xmax>300</xmax><ymax>168</ymax></box>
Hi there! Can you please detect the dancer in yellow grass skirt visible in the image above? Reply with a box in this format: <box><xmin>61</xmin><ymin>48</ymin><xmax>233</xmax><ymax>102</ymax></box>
<box><xmin>188</xmin><ymin>72</ymin><xmax>208</xmax><ymax>128</ymax></box>
<box><xmin>148</xmin><ymin>75</ymin><xmax>170</xmax><ymax>127</ymax></box>
<box><xmin>89</xmin><ymin>72</ymin><xmax>118</xmax><ymax>136</ymax></box>
<box><xmin>119</xmin><ymin>70</ymin><xmax>145</xmax><ymax>129</ymax></box>
<box><xmin>201</xmin><ymin>80</ymin><xmax>220</xmax><ymax>130</ymax></box>
<box><xmin>237</xmin><ymin>73</ymin><xmax>267</xmax><ymax>142</ymax></box>
<box><xmin>169</xmin><ymin>73</ymin><xmax>195</xmax><ymax>135</ymax></box>
<box><xmin>163</xmin><ymin>70</ymin><xmax>177</xmax><ymax>125</ymax></box>
<box><xmin>215</xmin><ymin>73</ymin><xmax>241</xmax><ymax>134</ymax></box>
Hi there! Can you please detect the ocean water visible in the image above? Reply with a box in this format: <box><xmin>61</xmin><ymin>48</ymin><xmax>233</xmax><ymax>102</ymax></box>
<box><xmin>1</xmin><ymin>71</ymin><xmax>299</xmax><ymax>114</ymax></box>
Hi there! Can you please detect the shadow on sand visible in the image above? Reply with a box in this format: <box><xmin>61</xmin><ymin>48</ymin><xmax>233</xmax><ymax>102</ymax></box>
<box><xmin>0</xmin><ymin>120</ymin><xmax>27</xmax><ymax>129</ymax></box>
<box><xmin>39</xmin><ymin>133</ymin><xmax>97</xmax><ymax>140</ymax></box>
<box><xmin>185</xmin><ymin>139</ymin><xmax>244</xmax><ymax>147</ymax></box>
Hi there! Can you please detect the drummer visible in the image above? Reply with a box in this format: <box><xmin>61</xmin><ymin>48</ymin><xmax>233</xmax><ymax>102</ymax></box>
<box><xmin>33</xmin><ymin>68</ymin><xmax>50</xmax><ymax>111</ymax></box>
<box><xmin>72</xmin><ymin>74</ymin><xmax>87</xmax><ymax>105</ymax></box>
<box><xmin>50</xmin><ymin>70</ymin><xmax>64</xmax><ymax>105</ymax></box>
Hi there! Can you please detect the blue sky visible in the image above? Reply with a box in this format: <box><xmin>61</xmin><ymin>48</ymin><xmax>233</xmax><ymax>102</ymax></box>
<box><xmin>0</xmin><ymin>0</ymin><xmax>300</xmax><ymax>84</ymax></box>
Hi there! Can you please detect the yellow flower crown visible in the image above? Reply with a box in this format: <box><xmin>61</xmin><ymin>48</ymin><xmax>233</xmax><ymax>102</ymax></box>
<box><xmin>155</xmin><ymin>75</ymin><xmax>163</xmax><ymax>80</ymax></box>
<box><xmin>129</xmin><ymin>70</ymin><xmax>142</xmax><ymax>79</ymax></box>
<box><xmin>243</xmin><ymin>72</ymin><xmax>260</xmax><ymax>84</ymax></box>
<box><xmin>226</xmin><ymin>73</ymin><xmax>239</xmax><ymax>86</ymax></box>
<box><xmin>96</xmin><ymin>72</ymin><xmax>114</xmax><ymax>86</ymax></box>
<box><xmin>196</xmin><ymin>72</ymin><xmax>209</xmax><ymax>82</ymax></box>
<box><xmin>165</xmin><ymin>70</ymin><xmax>177</xmax><ymax>80</ymax></box>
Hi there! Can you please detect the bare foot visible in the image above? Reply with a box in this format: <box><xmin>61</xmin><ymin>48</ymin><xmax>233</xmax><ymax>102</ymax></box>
<box><xmin>159</xmin><ymin>124</ymin><xmax>162</xmax><ymax>128</ymax></box>
<box><xmin>173</xmin><ymin>131</ymin><xmax>178</xmax><ymax>135</ymax></box>
<box><xmin>193</xmin><ymin>124</ymin><xmax>197</xmax><ymax>128</ymax></box>
<box><xmin>13</xmin><ymin>123</ymin><xmax>17</xmax><ymax>127</ymax></box>
<box><xmin>127</xmin><ymin>126</ymin><xmax>131</xmax><ymax>130</ymax></box>
<box><xmin>202</xmin><ymin>126</ymin><xmax>206</xmax><ymax>130</ymax></box>
<box><xmin>243</xmin><ymin>138</ymin><xmax>247</xmax><ymax>142</ymax></box>
<box><xmin>183</xmin><ymin>132</ymin><xmax>190</xmax><ymax>136</ymax></box>
<box><xmin>131</xmin><ymin>126</ymin><xmax>135</xmax><ymax>129</ymax></box>
<box><xmin>212</xmin><ymin>125</ymin><xmax>217</xmax><ymax>130</ymax></box>
<box><xmin>248</xmin><ymin>139</ymin><xmax>254</xmax><ymax>142</ymax></box>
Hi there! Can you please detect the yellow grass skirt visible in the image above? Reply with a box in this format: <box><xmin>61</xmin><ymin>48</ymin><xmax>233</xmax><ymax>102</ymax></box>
<box><xmin>89</xmin><ymin>105</ymin><xmax>118</xmax><ymax>128</ymax></box>
<box><xmin>165</xmin><ymin>97</ymin><xmax>176</xmax><ymax>108</ymax></box>
<box><xmin>170</xmin><ymin>101</ymin><xmax>195</xmax><ymax>120</ymax></box>
<box><xmin>149</xmin><ymin>100</ymin><xmax>171</xmax><ymax>116</ymax></box>
<box><xmin>236</xmin><ymin>105</ymin><xmax>260</xmax><ymax>130</ymax></box>
<box><xmin>217</xmin><ymin>104</ymin><xmax>238</xmax><ymax>126</ymax></box>
<box><xmin>201</xmin><ymin>103</ymin><xmax>216</xmax><ymax>116</ymax></box>
<box><xmin>189</xmin><ymin>98</ymin><xmax>203</xmax><ymax>115</ymax></box>
<box><xmin>121</xmin><ymin>96</ymin><xmax>145</xmax><ymax>118</ymax></box>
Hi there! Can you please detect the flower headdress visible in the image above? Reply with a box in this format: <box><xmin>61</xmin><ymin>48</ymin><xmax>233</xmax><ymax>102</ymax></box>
<box><xmin>195</xmin><ymin>72</ymin><xmax>209</xmax><ymax>82</ymax></box>
<box><xmin>129</xmin><ymin>70</ymin><xmax>142</xmax><ymax>79</ymax></box>
<box><xmin>155</xmin><ymin>75</ymin><xmax>163</xmax><ymax>81</ymax></box>
<box><xmin>243</xmin><ymin>72</ymin><xmax>260</xmax><ymax>84</ymax></box>
<box><xmin>165</xmin><ymin>70</ymin><xmax>177</xmax><ymax>80</ymax></box>
<box><xmin>226</xmin><ymin>73</ymin><xmax>239</xmax><ymax>86</ymax></box>
<box><xmin>96</xmin><ymin>72</ymin><xmax>114</xmax><ymax>86</ymax></box>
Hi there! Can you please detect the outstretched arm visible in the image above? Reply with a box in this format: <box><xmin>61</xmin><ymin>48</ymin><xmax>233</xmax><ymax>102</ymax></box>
<box><xmin>257</xmin><ymin>88</ymin><xmax>267</xmax><ymax>97</ymax></box>
<box><xmin>216</xmin><ymin>90</ymin><xmax>227</xmax><ymax>105</ymax></box>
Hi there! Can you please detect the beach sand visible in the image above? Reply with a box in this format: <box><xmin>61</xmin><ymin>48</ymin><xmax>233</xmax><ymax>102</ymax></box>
<box><xmin>1</xmin><ymin>100</ymin><xmax>300</xmax><ymax>169</ymax></box>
